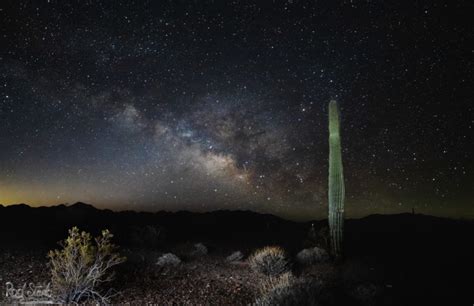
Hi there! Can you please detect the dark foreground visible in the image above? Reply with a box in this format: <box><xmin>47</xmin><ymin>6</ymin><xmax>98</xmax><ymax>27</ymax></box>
<box><xmin>0</xmin><ymin>203</ymin><xmax>473</xmax><ymax>305</ymax></box>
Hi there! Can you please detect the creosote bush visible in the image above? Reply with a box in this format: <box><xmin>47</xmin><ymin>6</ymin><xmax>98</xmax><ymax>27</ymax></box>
<box><xmin>48</xmin><ymin>227</ymin><xmax>126</xmax><ymax>304</ymax></box>
<box><xmin>248</xmin><ymin>246</ymin><xmax>291</xmax><ymax>276</ymax></box>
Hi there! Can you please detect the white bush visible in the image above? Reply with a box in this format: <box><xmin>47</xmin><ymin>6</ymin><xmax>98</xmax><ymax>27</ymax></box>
<box><xmin>156</xmin><ymin>253</ymin><xmax>181</xmax><ymax>266</ymax></box>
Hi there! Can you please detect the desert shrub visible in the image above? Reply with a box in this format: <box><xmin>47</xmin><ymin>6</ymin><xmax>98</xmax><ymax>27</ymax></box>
<box><xmin>258</xmin><ymin>272</ymin><xmax>296</xmax><ymax>295</ymax></box>
<box><xmin>156</xmin><ymin>253</ymin><xmax>181</xmax><ymax>266</ymax></box>
<box><xmin>296</xmin><ymin>246</ymin><xmax>329</xmax><ymax>265</ymax></box>
<box><xmin>254</xmin><ymin>277</ymin><xmax>323</xmax><ymax>306</ymax></box>
<box><xmin>48</xmin><ymin>227</ymin><xmax>126</xmax><ymax>304</ymax></box>
<box><xmin>248</xmin><ymin>246</ymin><xmax>291</xmax><ymax>276</ymax></box>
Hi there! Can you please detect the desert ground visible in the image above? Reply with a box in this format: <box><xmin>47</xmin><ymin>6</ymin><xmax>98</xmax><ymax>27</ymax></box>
<box><xmin>1</xmin><ymin>203</ymin><xmax>473</xmax><ymax>305</ymax></box>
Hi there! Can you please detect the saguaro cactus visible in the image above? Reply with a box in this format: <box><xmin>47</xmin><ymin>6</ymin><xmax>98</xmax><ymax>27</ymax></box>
<box><xmin>328</xmin><ymin>100</ymin><xmax>345</xmax><ymax>259</ymax></box>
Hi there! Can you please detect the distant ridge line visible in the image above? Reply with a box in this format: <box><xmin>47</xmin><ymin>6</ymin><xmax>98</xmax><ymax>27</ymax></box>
<box><xmin>1</xmin><ymin>202</ymin><xmax>470</xmax><ymax>222</ymax></box>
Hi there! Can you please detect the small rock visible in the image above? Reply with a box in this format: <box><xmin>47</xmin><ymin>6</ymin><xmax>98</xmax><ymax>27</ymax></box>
<box><xmin>156</xmin><ymin>253</ymin><xmax>181</xmax><ymax>266</ymax></box>
<box><xmin>296</xmin><ymin>246</ymin><xmax>329</xmax><ymax>265</ymax></box>
<box><xmin>226</xmin><ymin>251</ymin><xmax>244</xmax><ymax>262</ymax></box>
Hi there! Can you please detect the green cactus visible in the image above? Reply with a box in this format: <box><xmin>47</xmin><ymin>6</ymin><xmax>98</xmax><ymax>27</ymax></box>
<box><xmin>328</xmin><ymin>100</ymin><xmax>345</xmax><ymax>259</ymax></box>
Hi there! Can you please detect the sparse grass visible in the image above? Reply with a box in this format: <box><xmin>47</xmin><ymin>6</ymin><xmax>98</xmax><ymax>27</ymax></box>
<box><xmin>248</xmin><ymin>246</ymin><xmax>291</xmax><ymax>276</ymax></box>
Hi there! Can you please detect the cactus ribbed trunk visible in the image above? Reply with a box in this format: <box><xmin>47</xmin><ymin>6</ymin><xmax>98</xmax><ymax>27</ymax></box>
<box><xmin>328</xmin><ymin>100</ymin><xmax>345</xmax><ymax>259</ymax></box>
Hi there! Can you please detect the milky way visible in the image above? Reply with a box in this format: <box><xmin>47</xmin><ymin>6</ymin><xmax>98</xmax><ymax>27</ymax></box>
<box><xmin>0</xmin><ymin>1</ymin><xmax>472</xmax><ymax>220</ymax></box>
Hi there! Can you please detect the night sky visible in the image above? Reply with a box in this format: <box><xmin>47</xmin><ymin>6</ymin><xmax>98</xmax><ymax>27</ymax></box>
<box><xmin>0</xmin><ymin>1</ymin><xmax>472</xmax><ymax>220</ymax></box>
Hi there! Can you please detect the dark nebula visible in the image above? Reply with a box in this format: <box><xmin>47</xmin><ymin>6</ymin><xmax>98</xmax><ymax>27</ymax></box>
<box><xmin>0</xmin><ymin>1</ymin><xmax>471</xmax><ymax>220</ymax></box>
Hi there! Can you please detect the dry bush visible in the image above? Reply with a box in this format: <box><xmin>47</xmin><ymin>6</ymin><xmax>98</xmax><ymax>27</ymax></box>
<box><xmin>258</xmin><ymin>272</ymin><xmax>296</xmax><ymax>296</ymax></box>
<box><xmin>248</xmin><ymin>246</ymin><xmax>291</xmax><ymax>276</ymax></box>
<box><xmin>48</xmin><ymin>227</ymin><xmax>126</xmax><ymax>304</ymax></box>
<box><xmin>254</xmin><ymin>276</ymin><xmax>323</xmax><ymax>306</ymax></box>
